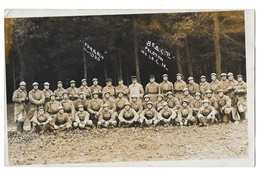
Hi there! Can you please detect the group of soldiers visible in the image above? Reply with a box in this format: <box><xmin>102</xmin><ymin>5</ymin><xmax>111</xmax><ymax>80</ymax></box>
<box><xmin>12</xmin><ymin>72</ymin><xmax>247</xmax><ymax>133</ymax></box>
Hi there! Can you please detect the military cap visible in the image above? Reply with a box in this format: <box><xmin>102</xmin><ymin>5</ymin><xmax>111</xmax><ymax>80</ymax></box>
<box><xmin>81</xmin><ymin>79</ymin><xmax>86</xmax><ymax>83</ymax></box>
<box><xmin>162</xmin><ymin>74</ymin><xmax>168</xmax><ymax>77</ymax></box>
<box><xmin>106</xmin><ymin>78</ymin><xmax>112</xmax><ymax>82</ymax></box>
<box><xmin>44</xmin><ymin>82</ymin><xmax>50</xmax><ymax>86</ymax></box>
<box><xmin>183</xmin><ymin>88</ymin><xmax>189</xmax><ymax>92</ymax></box>
<box><xmin>117</xmin><ymin>90</ymin><xmax>124</xmax><ymax>95</ymax></box>
<box><xmin>176</xmin><ymin>73</ymin><xmax>182</xmax><ymax>77</ymax></box>
<box><xmin>211</xmin><ymin>73</ymin><xmax>217</xmax><ymax>76</ymax></box>
<box><xmin>166</xmin><ymin>91</ymin><xmax>173</xmax><ymax>95</ymax></box>
<box><xmin>157</xmin><ymin>94</ymin><xmax>163</xmax><ymax>98</ymax></box>
<box><xmin>149</xmin><ymin>74</ymin><xmax>155</xmax><ymax>79</ymax></box>
<box><xmin>195</xmin><ymin>92</ymin><xmax>201</xmax><ymax>96</ymax></box>
<box><xmin>182</xmin><ymin>99</ymin><xmax>189</xmax><ymax>104</ymax></box>
<box><xmin>237</xmin><ymin>74</ymin><xmax>243</xmax><ymax>78</ymax></box>
<box><xmin>92</xmin><ymin>78</ymin><xmax>98</xmax><ymax>82</ymax></box>
<box><xmin>32</xmin><ymin>82</ymin><xmax>39</xmax><ymax>86</ymax></box>
<box><xmin>124</xmin><ymin>102</ymin><xmax>131</xmax><ymax>106</ymax></box>
<box><xmin>131</xmin><ymin>76</ymin><xmax>137</xmax><ymax>80</ymax></box>
<box><xmin>38</xmin><ymin>106</ymin><xmax>44</xmax><ymax>110</ymax></box>
<box><xmin>217</xmin><ymin>89</ymin><xmax>224</xmax><ymax>93</ymax></box>
<box><xmin>19</xmin><ymin>81</ymin><xmax>26</xmax><ymax>86</ymax></box>
<box><xmin>188</xmin><ymin>77</ymin><xmax>194</xmax><ymax>81</ymax></box>
<box><xmin>131</xmin><ymin>94</ymin><xmax>138</xmax><ymax>98</ymax></box>
<box><xmin>92</xmin><ymin>91</ymin><xmax>99</xmax><ymax>95</ymax></box>
<box><xmin>103</xmin><ymin>103</ymin><xmax>109</xmax><ymax>107</ymax></box>
<box><xmin>58</xmin><ymin>106</ymin><xmax>64</xmax><ymax>110</ymax></box>
<box><xmin>147</xmin><ymin>101</ymin><xmax>153</xmax><ymax>105</ymax></box>
<box><xmin>206</xmin><ymin>90</ymin><xmax>212</xmax><ymax>94</ymax></box>
<box><xmin>104</xmin><ymin>91</ymin><xmax>111</xmax><ymax>95</ymax></box>
<box><xmin>70</xmin><ymin>80</ymin><xmax>75</xmax><ymax>84</ymax></box>
<box><xmin>221</xmin><ymin>73</ymin><xmax>227</xmax><ymax>77</ymax></box>
<box><xmin>227</xmin><ymin>72</ymin><xmax>233</xmax><ymax>76</ymax></box>
<box><xmin>203</xmin><ymin>99</ymin><xmax>210</xmax><ymax>104</ymax></box>
<box><xmin>144</xmin><ymin>95</ymin><xmax>150</xmax><ymax>99</ymax></box>
<box><xmin>78</xmin><ymin>104</ymin><xmax>84</xmax><ymax>109</ymax></box>
<box><xmin>50</xmin><ymin>93</ymin><xmax>56</xmax><ymax>97</ymax></box>
<box><xmin>162</xmin><ymin>102</ymin><xmax>168</xmax><ymax>107</ymax></box>
<box><xmin>57</xmin><ymin>81</ymin><xmax>62</xmax><ymax>84</ymax></box>
<box><xmin>200</xmin><ymin>75</ymin><xmax>206</xmax><ymax>79</ymax></box>
<box><xmin>62</xmin><ymin>91</ymin><xmax>69</xmax><ymax>95</ymax></box>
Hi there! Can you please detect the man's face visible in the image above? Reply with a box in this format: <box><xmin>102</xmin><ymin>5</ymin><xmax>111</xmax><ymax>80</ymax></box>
<box><xmin>189</xmin><ymin>79</ymin><xmax>194</xmax><ymax>84</ymax></box>
<box><xmin>149</xmin><ymin>78</ymin><xmax>155</xmax><ymax>83</ymax></box>
<box><xmin>195</xmin><ymin>95</ymin><xmax>200</xmax><ymax>100</ymax></box>
<box><xmin>206</xmin><ymin>93</ymin><xmax>212</xmax><ymax>98</ymax></box>
<box><xmin>182</xmin><ymin>102</ymin><xmax>188</xmax><ymax>107</ymax></box>
<box><xmin>44</xmin><ymin>85</ymin><xmax>49</xmax><ymax>90</ymax></box>
<box><xmin>105</xmin><ymin>93</ymin><xmax>110</xmax><ymax>98</ymax></box>
<box><xmin>58</xmin><ymin>83</ymin><xmax>62</xmax><ymax>88</ymax></box>
<box><xmin>157</xmin><ymin>96</ymin><xmax>163</xmax><ymax>101</ymax></box>
<box><xmin>204</xmin><ymin>102</ymin><xmax>209</xmax><ymax>108</ymax></box>
<box><xmin>71</xmin><ymin>83</ymin><xmax>75</xmax><ymax>87</ymax></box>
<box><xmin>118</xmin><ymin>92</ymin><xmax>123</xmax><ymax>98</ymax></box>
<box><xmin>167</xmin><ymin>94</ymin><xmax>173</xmax><ymax>99</ymax></box>
<box><xmin>50</xmin><ymin>95</ymin><xmax>55</xmax><ymax>101</ymax></box>
<box><xmin>132</xmin><ymin>97</ymin><xmax>137</xmax><ymax>102</ymax></box>
<box><xmin>125</xmin><ymin>105</ymin><xmax>130</xmax><ymax>111</ymax></box>
<box><xmin>93</xmin><ymin>81</ymin><xmax>98</xmax><ymax>85</ymax></box>
<box><xmin>228</xmin><ymin>75</ymin><xmax>234</xmax><ymax>80</ymax></box>
<box><xmin>20</xmin><ymin>85</ymin><xmax>26</xmax><ymax>90</ymax></box>
<box><xmin>93</xmin><ymin>94</ymin><xmax>98</xmax><ymax>99</ymax></box>
<box><xmin>33</xmin><ymin>85</ymin><xmax>38</xmax><ymax>90</ymax></box>
<box><xmin>184</xmin><ymin>90</ymin><xmax>189</xmax><ymax>96</ymax></box>
<box><xmin>63</xmin><ymin>94</ymin><xmax>68</xmax><ymax>99</ymax></box>
<box><xmin>79</xmin><ymin>107</ymin><xmax>84</xmax><ymax>112</ymax></box>
<box><xmin>218</xmin><ymin>92</ymin><xmax>224</xmax><ymax>97</ymax></box>
<box><xmin>163</xmin><ymin>76</ymin><xmax>168</xmax><ymax>81</ymax></box>
<box><xmin>211</xmin><ymin>75</ymin><xmax>216</xmax><ymax>80</ymax></box>
<box><xmin>39</xmin><ymin>109</ymin><xmax>44</xmax><ymax>115</ymax></box>
<box><xmin>237</xmin><ymin>77</ymin><xmax>243</xmax><ymax>82</ymax></box>
<box><xmin>132</xmin><ymin>79</ymin><xmax>137</xmax><ymax>84</ymax></box>
<box><xmin>118</xmin><ymin>80</ymin><xmax>123</xmax><ymax>85</ymax></box>
<box><xmin>147</xmin><ymin>104</ymin><xmax>152</xmax><ymax>109</ymax></box>
<box><xmin>107</xmin><ymin>81</ymin><xmax>112</xmax><ymax>86</ymax></box>
<box><xmin>221</xmin><ymin>76</ymin><xmax>227</xmax><ymax>81</ymax></box>
<box><xmin>201</xmin><ymin>78</ymin><xmax>206</xmax><ymax>82</ymax></box>
<box><xmin>177</xmin><ymin>76</ymin><xmax>181</xmax><ymax>81</ymax></box>
<box><xmin>82</xmin><ymin>81</ymin><xmax>87</xmax><ymax>86</ymax></box>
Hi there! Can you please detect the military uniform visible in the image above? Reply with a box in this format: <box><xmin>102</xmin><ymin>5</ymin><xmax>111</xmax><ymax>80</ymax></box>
<box><xmin>78</xmin><ymin>79</ymin><xmax>92</xmax><ymax>99</ymax></box>
<box><xmin>90</xmin><ymin>78</ymin><xmax>102</xmax><ymax>98</ymax></box>
<box><xmin>118</xmin><ymin>102</ymin><xmax>139</xmax><ymax>127</ymax></box>
<box><xmin>97</xmin><ymin>104</ymin><xmax>117</xmax><ymax>128</ymax></box>
<box><xmin>103</xmin><ymin>96</ymin><xmax>116</xmax><ymax>112</ymax></box>
<box><xmin>67</xmin><ymin>80</ymin><xmax>79</xmax><ymax>101</ymax></box>
<box><xmin>197</xmin><ymin>100</ymin><xmax>217</xmax><ymax>126</ymax></box>
<box><xmin>145</xmin><ymin>77</ymin><xmax>159</xmax><ymax>102</ymax></box>
<box><xmin>42</xmin><ymin>82</ymin><xmax>53</xmax><ymax>103</ymax></box>
<box><xmin>192</xmin><ymin>93</ymin><xmax>203</xmax><ymax>116</ymax></box>
<box><xmin>199</xmin><ymin>75</ymin><xmax>210</xmax><ymax>98</ymax></box>
<box><xmin>139</xmin><ymin>102</ymin><xmax>159</xmax><ymax>126</ymax></box>
<box><xmin>220</xmin><ymin>73</ymin><xmax>229</xmax><ymax>93</ymax></box>
<box><xmin>153</xmin><ymin>94</ymin><xmax>166</xmax><ymax>112</ymax></box>
<box><xmin>31</xmin><ymin>107</ymin><xmax>53</xmax><ymax>133</ymax></box>
<box><xmin>130</xmin><ymin>95</ymin><xmax>143</xmax><ymax>115</ymax></box>
<box><xmin>142</xmin><ymin>95</ymin><xmax>151</xmax><ymax>109</ymax></box>
<box><xmin>116</xmin><ymin>83</ymin><xmax>129</xmax><ymax>98</ymax></box>
<box><xmin>12</xmin><ymin>81</ymin><xmax>28</xmax><ymax>133</ymax></box>
<box><xmin>53</xmin><ymin>107</ymin><xmax>72</xmax><ymax>131</ymax></box>
<box><xmin>61</xmin><ymin>94</ymin><xmax>76</xmax><ymax>121</ymax></box>
<box><xmin>187</xmin><ymin>77</ymin><xmax>199</xmax><ymax>96</ymax></box>
<box><xmin>102</xmin><ymin>86</ymin><xmax>116</xmax><ymax>98</ymax></box>
<box><xmin>73</xmin><ymin>94</ymin><xmax>89</xmax><ymax>111</ymax></box>
<box><xmin>209</xmin><ymin>73</ymin><xmax>223</xmax><ymax>96</ymax></box>
<box><xmin>180</xmin><ymin>94</ymin><xmax>194</xmax><ymax>108</ymax></box>
<box><xmin>129</xmin><ymin>81</ymin><xmax>144</xmax><ymax>99</ymax></box>
<box><xmin>174</xmin><ymin>74</ymin><xmax>187</xmax><ymax>100</ymax></box>
<box><xmin>87</xmin><ymin>92</ymin><xmax>103</xmax><ymax>125</ymax></box>
<box><xmin>226</xmin><ymin>73</ymin><xmax>239</xmax><ymax>106</ymax></box>
<box><xmin>176</xmin><ymin>100</ymin><xmax>196</xmax><ymax>126</ymax></box>
<box><xmin>73</xmin><ymin>105</ymin><xmax>93</xmax><ymax>129</ymax></box>
<box><xmin>235</xmin><ymin>75</ymin><xmax>247</xmax><ymax>120</ymax></box>
<box><xmin>45</xmin><ymin>95</ymin><xmax>62</xmax><ymax>116</ymax></box>
<box><xmin>115</xmin><ymin>95</ymin><xmax>128</xmax><ymax>113</ymax></box>
<box><xmin>166</xmin><ymin>92</ymin><xmax>180</xmax><ymax>110</ymax></box>
<box><xmin>54</xmin><ymin>87</ymin><xmax>67</xmax><ymax>101</ymax></box>
<box><xmin>159</xmin><ymin>80</ymin><xmax>174</xmax><ymax>99</ymax></box>
<box><xmin>157</xmin><ymin>102</ymin><xmax>177</xmax><ymax>125</ymax></box>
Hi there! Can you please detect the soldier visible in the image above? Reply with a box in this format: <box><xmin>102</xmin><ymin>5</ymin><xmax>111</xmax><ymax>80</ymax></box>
<box><xmin>176</xmin><ymin>100</ymin><xmax>195</xmax><ymax>126</ymax></box>
<box><xmin>97</xmin><ymin>103</ymin><xmax>117</xmax><ymax>128</ymax></box>
<box><xmin>154</xmin><ymin>94</ymin><xmax>166</xmax><ymax>112</ymax></box>
<box><xmin>42</xmin><ymin>82</ymin><xmax>53</xmax><ymax>103</ymax></box>
<box><xmin>12</xmin><ymin>81</ymin><xmax>28</xmax><ymax>133</ymax></box>
<box><xmin>45</xmin><ymin>93</ymin><xmax>62</xmax><ymax>116</ymax></box>
<box><xmin>54</xmin><ymin>81</ymin><xmax>67</xmax><ymax>101</ymax></box>
<box><xmin>142</xmin><ymin>94</ymin><xmax>151</xmax><ymax>109</ymax></box>
<box><xmin>87</xmin><ymin>91</ymin><xmax>103</xmax><ymax>126</ymax></box>
<box><xmin>192</xmin><ymin>92</ymin><xmax>203</xmax><ymax>123</ymax></box>
<box><xmin>102</xmin><ymin>78</ymin><xmax>116</xmax><ymax>98</ymax></box>
<box><xmin>220</xmin><ymin>73</ymin><xmax>229</xmax><ymax>93</ymax></box>
<box><xmin>235</xmin><ymin>74</ymin><xmax>247</xmax><ymax>121</ymax></box>
<box><xmin>199</xmin><ymin>75</ymin><xmax>210</xmax><ymax>98</ymax></box>
<box><xmin>116</xmin><ymin>78</ymin><xmax>129</xmax><ymax>98</ymax></box>
<box><xmin>226</xmin><ymin>72</ymin><xmax>239</xmax><ymax>107</ymax></box>
<box><xmin>129</xmin><ymin>76</ymin><xmax>144</xmax><ymax>99</ymax></box>
<box><xmin>130</xmin><ymin>94</ymin><xmax>143</xmax><ymax>115</ymax></box>
<box><xmin>52</xmin><ymin>106</ymin><xmax>72</xmax><ymax>131</ymax></box>
<box><xmin>78</xmin><ymin>79</ymin><xmax>92</xmax><ymax>99</ymax></box>
<box><xmin>187</xmin><ymin>77</ymin><xmax>199</xmax><ymax>96</ymax></box>
<box><xmin>60</xmin><ymin>92</ymin><xmax>75</xmax><ymax>122</ymax></box>
<box><xmin>139</xmin><ymin>101</ymin><xmax>159</xmax><ymax>127</ymax></box>
<box><xmin>115</xmin><ymin>90</ymin><xmax>128</xmax><ymax>113</ymax></box>
<box><xmin>157</xmin><ymin>102</ymin><xmax>177</xmax><ymax>126</ymax></box>
<box><xmin>74</xmin><ymin>92</ymin><xmax>89</xmax><ymax>111</ymax></box>
<box><xmin>67</xmin><ymin>80</ymin><xmax>79</xmax><ymax>101</ymax></box>
<box><xmin>31</xmin><ymin>107</ymin><xmax>53</xmax><ymax>133</ymax></box>
<box><xmin>118</xmin><ymin>102</ymin><xmax>139</xmax><ymax>127</ymax></box>
<box><xmin>145</xmin><ymin>74</ymin><xmax>159</xmax><ymax>102</ymax></box>
<box><xmin>166</xmin><ymin>91</ymin><xmax>180</xmax><ymax>111</ymax></box>
<box><xmin>205</xmin><ymin>90</ymin><xmax>220</xmax><ymax>121</ymax></box>
<box><xmin>73</xmin><ymin>105</ymin><xmax>94</xmax><ymax>129</ymax></box>
<box><xmin>103</xmin><ymin>91</ymin><xmax>116</xmax><ymax>112</ymax></box>
<box><xmin>197</xmin><ymin>99</ymin><xmax>218</xmax><ymax>127</ymax></box>
<box><xmin>174</xmin><ymin>73</ymin><xmax>187</xmax><ymax>100</ymax></box>
<box><xmin>28</xmin><ymin>82</ymin><xmax>45</xmax><ymax>131</ymax></box>
<box><xmin>209</xmin><ymin>73</ymin><xmax>223</xmax><ymax>97</ymax></box>
<box><xmin>90</xmin><ymin>78</ymin><xmax>102</xmax><ymax>98</ymax></box>
<box><xmin>159</xmin><ymin>73</ymin><xmax>174</xmax><ymax>99</ymax></box>
<box><xmin>180</xmin><ymin>88</ymin><xmax>194</xmax><ymax>107</ymax></box>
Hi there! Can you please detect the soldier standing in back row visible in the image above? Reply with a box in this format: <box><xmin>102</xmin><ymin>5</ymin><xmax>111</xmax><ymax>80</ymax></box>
<box><xmin>129</xmin><ymin>76</ymin><xmax>144</xmax><ymax>99</ymax></box>
<box><xmin>78</xmin><ymin>79</ymin><xmax>92</xmax><ymax>99</ymax></box>
<box><xmin>90</xmin><ymin>78</ymin><xmax>102</xmax><ymax>98</ymax></box>
<box><xmin>74</xmin><ymin>92</ymin><xmax>89</xmax><ymax>111</ymax></box>
<box><xmin>145</xmin><ymin>74</ymin><xmax>159</xmax><ymax>102</ymax></box>
<box><xmin>28</xmin><ymin>82</ymin><xmax>45</xmax><ymax>131</ymax></box>
<box><xmin>67</xmin><ymin>80</ymin><xmax>79</xmax><ymax>101</ymax></box>
<box><xmin>209</xmin><ymin>73</ymin><xmax>223</xmax><ymax>97</ymax></box>
<box><xmin>42</xmin><ymin>82</ymin><xmax>53</xmax><ymax>103</ymax></box>
<box><xmin>102</xmin><ymin>78</ymin><xmax>116</xmax><ymax>99</ymax></box>
<box><xmin>159</xmin><ymin>74</ymin><xmax>174</xmax><ymax>99</ymax></box>
<box><xmin>54</xmin><ymin>81</ymin><xmax>66</xmax><ymax>101</ymax></box>
<box><xmin>235</xmin><ymin>74</ymin><xmax>247</xmax><ymax>120</ymax></box>
<box><xmin>199</xmin><ymin>75</ymin><xmax>210</xmax><ymax>98</ymax></box>
<box><xmin>116</xmin><ymin>78</ymin><xmax>129</xmax><ymax>98</ymax></box>
<box><xmin>227</xmin><ymin>72</ymin><xmax>238</xmax><ymax>106</ymax></box>
<box><xmin>187</xmin><ymin>77</ymin><xmax>199</xmax><ymax>96</ymax></box>
<box><xmin>174</xmin><ymin>73</ymin><xmax>187</xmax><ymax>100</ymax></box>
<box><xmin>12</xmin><ymin>81</ymin><xmax>28</xmax><ymax>133</ymax></box>
<box><xmin>220</xmin><ymin>73</ymin><xmax>229</xmax><ymax>93</ymax></box>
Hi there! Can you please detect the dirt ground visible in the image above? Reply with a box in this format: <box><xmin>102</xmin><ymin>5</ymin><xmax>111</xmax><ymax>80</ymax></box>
<box><xmin>6</xmin><ymin>104</ymin><xmax>248</xmax><ymax>165</ymax></box>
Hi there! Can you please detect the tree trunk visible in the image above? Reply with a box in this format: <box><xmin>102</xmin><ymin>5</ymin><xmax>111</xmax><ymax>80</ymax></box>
<box><xmin>185</xmin><ymin>37</ymin><xmax>193</xmax><ymax>77</ymax></box>
<box><xmin>133</xmin><ymin>17</ymin><xmax>141</xmax><ymax>83</ymax></box>
<box><xmin>16</xmin><ymin>44</ymin><xmax>25</xmax><ymax>81</ymax></box>
<box><xmin>104</xmin><ymin>61</ymin><xmax>107</xmax><ymax>80</ymax></box>
<box><xmin>213</xmin><ymin>13</ymin><xmax>222</xmax><ymax>76</ymax></box>
<box><xmin>117</xmin><ymin>49</ymin><xmax>123</xmax><ymax>81</ymax></box>
<box><xmin>82</xmin><ymin>47</ymin><xmax>88</xmax><ymax>80</ymax></box>
<box><xmin>12</xmin><ymin>56</ymin><xmax>16</xmax><ymax>90</ymax></box>
<box><xmin>175</xmin><ymin>45</ymin><xmax>183</xmax><ymax>74</ymax></box>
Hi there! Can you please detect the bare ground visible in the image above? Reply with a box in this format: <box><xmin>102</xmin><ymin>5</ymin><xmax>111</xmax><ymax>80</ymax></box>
<box><xmin>6</xmin><ymin>104</ymin><xmax>248</xmax><ymax>165</ymax></box>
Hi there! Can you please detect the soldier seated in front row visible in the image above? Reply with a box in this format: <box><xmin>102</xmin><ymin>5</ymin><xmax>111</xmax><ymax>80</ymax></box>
<box><xmin>153</xmin><ymin>94</ymin><xmax>165</xmax><ymax>112</ymax></box>
<box><xmin>166</xmin><ymin>91</ymin><xmax>180</xmax><ymax>111</ymax></box>
<box><xmin>87</xmin><ymin>91</ymin><xmax>103</xmax><ymax>126</ymax></box>
<box><xmin>73</xmin><ymin>105</ymin><xmax>94</xmax><ymax>129</ymax></box>
<box><xmin>142</xmin><ymin>95</ymin><xmax>151</xmax><ymax>109</ymax></box>
<box><xmin>115</xmin><ymin>90</ymin><xmax>128</xmax><ymax>114</ymax></box>
<box><xmin>52</xmin><ymin>106</ymin><xmax>72</xmax><ymax>131</ymax></box>
<box><xmin>192</xmin><ymin>92</ymin><xmax>203</xmax><ymax>124</ymax></box>
<box><xmin>31</xmin><ymin>106</ymin><xmax>53</xmax><ymax>133</ymax></box>
<box><xmin>197</xmin><ymin>99</ymin><xmax>217</xmax><ymax>127</ymax></box>
<box><xmin>97</xmin><ymin>103</ymin><xmax>117</xmax><ymax>128</ymax></box>
<box><xmin>130</xmin><ymin>94</ymin><xmax>143</xmax><ymax>115</ymax></box>
<box><xmin>216</xmin><ymin>89</ymin><xmax>233</xmax><ymax>123</ymax></box>
<box><xmin>139</xmin><ymin>101</ymin><xmax>159</xmax><ymax>127</ymax></box>
<box><xmin>176</xmin><ymin>100</ymin><xmax>195</xmax><ymax>126</ymax></box>
<box><xmin>157</xmin><ymin>102</ymin><xmax>177</xmax><ymax>126</ymax></box>
<box><xmin>118</xmin><ymin>102</ymin><xmax>139</xmax><ymax>127</ymax></box>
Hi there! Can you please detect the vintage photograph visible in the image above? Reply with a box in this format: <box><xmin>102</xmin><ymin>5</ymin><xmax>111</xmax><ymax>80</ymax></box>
<box><xmin>4</xmin><ymin>10</ymin><xmax>252</xmax><ymax>166</ymax></box>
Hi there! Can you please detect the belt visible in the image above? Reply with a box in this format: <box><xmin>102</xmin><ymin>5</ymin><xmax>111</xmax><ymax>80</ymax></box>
<box><xmin>64</xmin><ymin>110</ymin><xmax>71</xmax><ymax>113</ymax></box>
<box><xmin>175</xmin><ymin>90</ymin><xmax>183</xmax><ymax>93</ymax></box>
<box><xmin>48</xmin><ymin>111</ymin><xmax>57</xmax><ymax>115</ymax></box>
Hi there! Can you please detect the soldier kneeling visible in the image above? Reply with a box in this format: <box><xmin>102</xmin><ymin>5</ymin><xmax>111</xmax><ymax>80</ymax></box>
<box><xmin>118</xmin><ymin>102</ymin><xmax>139</xmax><ymax>127</ymax></box>
<box><xmin>139</xmin><ymin>101</ymin><xmax>159</xmax><ymax>127</ymax></box>
<box><xmin>197</xmin><ymin>99</ymin><xmax>217</xmax><ymax>127</ymax></box>
<box><xmin>73</xmin><ymin>105</ymin><xmax>94</xmax><ymax>129</ymax></box>
<box><xmin>53</xmin><ymin>106</ymin><xmax>72</xmax><ymax>131</ymax></box>
<box><xmin>97</xmin><ymin>103</ymin><xmax>117</xmax><ymax>128</ymax></box>
<box><xmin>31</xmin><ymin>106</ymin><xmax>53</xmax><ymax>133</ymax></box>
<box><xmin>176</xmin><ymin>100</ymin><xmax>196</xmax><ymax>126</ymax></box>
<box><xmin>157</xmin><ymin>102</ymin><xmax>177</xmax><ymax>126</ymax></box>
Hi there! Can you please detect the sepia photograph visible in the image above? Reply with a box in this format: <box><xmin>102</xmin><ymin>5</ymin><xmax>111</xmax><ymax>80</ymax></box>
<box><xmin>4</xmin><ymin>9</ymin><xmax>254</xmax><ymax>166</ymax></box>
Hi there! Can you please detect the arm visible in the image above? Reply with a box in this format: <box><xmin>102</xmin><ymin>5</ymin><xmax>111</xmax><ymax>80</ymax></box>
<box><xmin>118</xmin><ymin>109</ymin><xmax>125</xmax><ymax>121</ymax></box>
<box><xmin>139</xmin><ymin>84</ymin><xmax>144</xmax><ymax>98</ymax></box>
<box><xmin>29</xmin><ymin>91</ymin><xmax>40</xmax><ymax>105</ymax></box>
<box><xmin>187</xmin><ymin>108</ymin><xmax>193</xmax><ymax>120</ymax></box>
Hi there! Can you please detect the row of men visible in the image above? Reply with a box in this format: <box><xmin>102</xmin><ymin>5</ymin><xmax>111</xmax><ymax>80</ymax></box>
<box><xmin>12</xmin><ymin>72</ymin><xmax>247</xmax><ymax>133</ymax></box>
